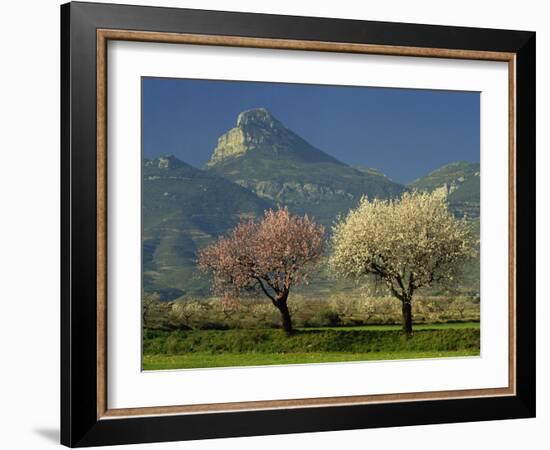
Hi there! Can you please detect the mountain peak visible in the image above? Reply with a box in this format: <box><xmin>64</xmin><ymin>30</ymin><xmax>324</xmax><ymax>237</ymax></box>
<box><xmin>144</xmin><ymin>154</ymin><xmax>189</xmax><ymax>170</ymax></box>
<box><xmin>236</xmin><ymin>108</ymin><xmax>278</xmax><ymax>128</ymax></box>
<box><xmin>205</xmin><ymin>108</ymin><xmax>342</xmax><ymax>168</ymax></box>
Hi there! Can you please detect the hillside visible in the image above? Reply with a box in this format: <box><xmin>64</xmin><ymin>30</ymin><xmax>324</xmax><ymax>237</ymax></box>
<box><xmin>408</xmin><ymin>161</ymin><xmax>480</xmax><ymax>218</ymax></box>
<box><xmin>142</xmin><ymin>155</ymin><xmax>274</xmax><ymax>298</ymax></box>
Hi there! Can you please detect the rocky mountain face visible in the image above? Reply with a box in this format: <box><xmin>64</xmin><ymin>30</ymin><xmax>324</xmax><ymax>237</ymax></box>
<box><xmin>206</xmin><ymin>108</ymin><xmax>343</xmax><ymax>167</ymax></box>
<box><xmin>204</xmin><ymin>108</ymin><xmax>406</xmax><ymax>226</ymax></box>
<box><xmin>409</xmin><ymin>161</ymin><xmax>480</xmax><ymax>218</ymax></box>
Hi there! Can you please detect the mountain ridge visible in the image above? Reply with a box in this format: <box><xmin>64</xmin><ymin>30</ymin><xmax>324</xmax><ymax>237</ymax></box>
<box><xmin>204</xmin><ymin>108</ymin><xmax>406</xmax><ymax>226</ymax></box>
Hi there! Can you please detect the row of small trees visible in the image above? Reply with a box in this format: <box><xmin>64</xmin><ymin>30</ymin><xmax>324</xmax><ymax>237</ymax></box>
<box><xmin>197</xmin><ymin>189</ymin><xmax>477</xmax><ymax>335</ymax></box>
<box><xmin>144</xmin><ymin>294</ymin><xmax>480</xmax><ymax>331</ymax></box>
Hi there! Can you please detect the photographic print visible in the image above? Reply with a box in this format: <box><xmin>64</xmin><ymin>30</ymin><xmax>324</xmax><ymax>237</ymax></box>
<box><xmin>141</xmin><ymin>78</ymin><xmax>481</xmax><ymax>371</ymax></box>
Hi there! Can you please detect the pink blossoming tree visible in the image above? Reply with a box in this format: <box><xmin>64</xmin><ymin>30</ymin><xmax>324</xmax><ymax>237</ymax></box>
<box><xmin>198</xmin><ymin>208</ymin><xmax>325</xmax><ymax>334</ymax></box>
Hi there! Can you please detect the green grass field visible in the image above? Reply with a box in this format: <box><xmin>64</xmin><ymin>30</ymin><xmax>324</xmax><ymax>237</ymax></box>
<box><xmin>143</xmin><ymin>349</ymin><xmax>479</xmax><ymax>370</ymax></box>
<box><xmin>143</xmin><ymin>322</ymin><xmax>480</xmax><ymax>370</ymax></box>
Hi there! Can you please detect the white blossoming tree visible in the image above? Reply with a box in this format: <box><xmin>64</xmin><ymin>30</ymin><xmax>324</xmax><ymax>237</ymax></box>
<box><xmin>330</xmin><ymin>189</ymin><xmax>477</xmax><ymax>334</ymax></box>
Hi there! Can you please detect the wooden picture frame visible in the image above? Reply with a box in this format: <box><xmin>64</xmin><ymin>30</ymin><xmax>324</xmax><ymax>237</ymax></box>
<box><xmin>61</xmin><ymin>1</ymin><xmax>536</xmax><ymax>447</ymax></box>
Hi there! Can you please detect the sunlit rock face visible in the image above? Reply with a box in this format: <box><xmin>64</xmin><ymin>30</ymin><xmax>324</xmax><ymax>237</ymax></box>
<box><xmin>206</xmin><ymin>108</ymin><xmax>341</xmax><ymax>167</ymax></box>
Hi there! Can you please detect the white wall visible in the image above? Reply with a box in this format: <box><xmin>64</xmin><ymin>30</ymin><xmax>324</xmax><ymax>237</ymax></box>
<box><xmin>0</xmin><ymin>1</ymin><xmax>546</xmax><ymax>449</ymax></box>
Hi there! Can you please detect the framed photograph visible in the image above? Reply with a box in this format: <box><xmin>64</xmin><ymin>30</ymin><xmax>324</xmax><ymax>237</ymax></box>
<box><xmin>61</xmin><ymin>1</ymin><xmax>536</xmax><ymax>447</ymax></box>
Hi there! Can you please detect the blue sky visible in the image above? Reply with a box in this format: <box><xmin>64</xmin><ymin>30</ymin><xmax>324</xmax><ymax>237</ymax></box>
<box><xmin>142</xmin><ymin>77</ymin><xmax>479</xmax><ymax>184</ymax></box>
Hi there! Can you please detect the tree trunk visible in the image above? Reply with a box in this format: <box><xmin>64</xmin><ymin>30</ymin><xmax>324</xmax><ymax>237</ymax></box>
<box><xmin>276</xmin><ymin>294</ymin><xmax>293</xmax><ymax>335</ymax></box>
<box><xmin>402</xmin><ymin>300</ymin><xmax>413</xmax><ymax>335</ymax></box>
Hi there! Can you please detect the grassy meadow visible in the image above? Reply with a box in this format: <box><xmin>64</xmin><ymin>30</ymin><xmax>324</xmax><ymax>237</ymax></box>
<box><xmin>142</xmin><ymin>319</ymin><xmax>480</xmax><ymax>370</ymax></box>
<box><xmin>143</xmin><ymin>350</ymin><xmax>479</xmax><ymax>370</ymax></box>
<box><xmin>143</xmin><ymin>290</ymin><xmax>480</xmax><ymax>370</ymax></box>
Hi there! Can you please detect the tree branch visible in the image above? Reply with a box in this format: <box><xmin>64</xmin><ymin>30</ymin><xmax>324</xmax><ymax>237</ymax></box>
<box><xmin>256</xmin><ymin>277</ymin><xmax>278</xmax><ymax>306</ymax></box>
<box><xmin>396</xmin><ymin>275</ymin><xmax>406</xmax><ymax>292</ymax></box>
<box><xmin>387</xmin><ymin>280</ymin><xmax>405</xmax><ymax>302</ymax></box>
<box><xmin>407</xmin><ymin>272</ymin><xmax>415</xmax><ymax>300</ymax></box>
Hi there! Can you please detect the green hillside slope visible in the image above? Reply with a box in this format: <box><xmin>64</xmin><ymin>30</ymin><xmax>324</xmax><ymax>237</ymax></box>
<box><xmin>409</xmin><ymin>161</ymin><xmax>480</xmax><ymax>218</ymax></box>
<box><xmin>143</xmin><ymin>155</ymin><xmax>274</xmax><ymax>298</ymax></box>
